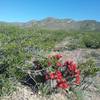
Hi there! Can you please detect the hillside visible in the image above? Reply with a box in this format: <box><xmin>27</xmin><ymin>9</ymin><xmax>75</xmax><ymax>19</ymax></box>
<box><xmin>0</xmin><ymin>17</ymin><xmax>100</xmax><ymax>31</ymax></box>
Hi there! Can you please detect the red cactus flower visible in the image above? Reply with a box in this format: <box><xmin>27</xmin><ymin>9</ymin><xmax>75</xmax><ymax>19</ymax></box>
<box><xmin>75</xmin><ymin>69</ymin><xmax>80</xmax><ymax>75</ymax></box>
<box><xmin>68</xmin><ymin>60</ymin><xmax>73</xmax><ymax>65</ymax></box>
<box><xmin>74</xmin><ymin>75</ymin><xmax>80</xmax><ymax>85</ymax></box>
<box><xmin>68</xmin><ymin>65</ymin><xmax>73</xmax><ymax>71</ymax></box>
<box><xmin>57</xmin><ymin>80</ymin><xmax>70</xmax><ymax>89</ymax></box>
<box><xmin>62</xmin><ymin>83</ymin><xmax>70</xmax><ymax>89</ymax></box>
<box><xmin>46</xmin><ymin>55</ymin><xmax>81</xmax><ymax>89</ymax></box>
<box><xmin>64</xmin><ymin>60</ymin><xmax>73</xmax><ymax>66</ymax></box>
<box><xmin>56</xmin><ymin>62</ymin><xmax>62</xmax><ymax>67</ymax></box>
<box><xmin>63</xmin><ymin>61</ymin><xmax>69</xmax><ymax>66</ymax></box>
<box><xmin>55</xmin><ymin>54</ymin><xmax>62</xmax><ymax>59</ymax></box>
<box><xmin>68</xmin><ymin>62</ymin><xmax>77</xmax><ymax>72</ymax></box>
<box><xmin>56</xmin><ymin>70</ymin><xmax>62</xmax><ymax>75</ymax></box>
<box><xmin>72</xmin><ymin>63</ymin><xmax>77</xmax><ymax>71</ymax></box>
<box><xmin>49</xmin><ymin>72</ymin><xmax>55</xmax><ymax>79</ymax></box>
<box><xmin>55</xmin><ymin>71</ymin><xmax>63</xmax><ymax>81</ymax></box>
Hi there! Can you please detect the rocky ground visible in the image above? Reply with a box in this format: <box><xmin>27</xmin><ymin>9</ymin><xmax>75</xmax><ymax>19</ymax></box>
<box><xmin>1</xmin><ymin>83</ymin><xmax>67</xmax><ymax>100</ymax></box>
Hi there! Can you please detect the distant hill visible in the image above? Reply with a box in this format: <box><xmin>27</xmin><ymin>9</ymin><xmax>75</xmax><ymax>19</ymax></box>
<box><xmin>0</xmin><ymin>17</ymin><xmax>100</xmax><ymax>31</ymax></box>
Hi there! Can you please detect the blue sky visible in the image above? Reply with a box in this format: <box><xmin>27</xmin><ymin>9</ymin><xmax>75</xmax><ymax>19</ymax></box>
<box><xmin>0</xmin><ymin>0</ymin><xmax>100</xmax><ymax>22</ymax></box>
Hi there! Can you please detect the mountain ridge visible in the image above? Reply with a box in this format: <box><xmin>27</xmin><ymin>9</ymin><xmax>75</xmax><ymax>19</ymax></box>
<box><xmin>0</xmin><ymin>17</ymin><xmax>100</xmax><ymax>31</ymax></box>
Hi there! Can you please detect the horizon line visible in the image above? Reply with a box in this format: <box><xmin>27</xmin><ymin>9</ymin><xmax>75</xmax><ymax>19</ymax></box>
<box><xmin>0</xmin><ymin>17</ymin><xmax>100</xmax><ymax>23</ymax></box>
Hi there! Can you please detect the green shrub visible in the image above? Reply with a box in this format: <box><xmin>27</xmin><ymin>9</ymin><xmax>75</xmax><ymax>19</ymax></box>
<box><xmin>82</xmin><ymin>32</ymin><xmax>100</xmax><ymax>48</ymax></box>
<box><xmin>78</xmin><ymin>59</ymin><xmax>100</xmax><ymax>77</ymax></box>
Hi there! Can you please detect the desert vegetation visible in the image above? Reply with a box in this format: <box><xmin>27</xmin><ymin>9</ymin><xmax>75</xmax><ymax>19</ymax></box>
<box><xmin>0</xmin><ymin>24</ymin><xmax>100</xmax><ymax>99</ymax></box>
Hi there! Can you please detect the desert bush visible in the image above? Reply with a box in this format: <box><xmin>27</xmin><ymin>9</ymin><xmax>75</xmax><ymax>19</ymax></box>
<box><xmin>82</xmin><ymin>32</ymin><xmax>100</xmax><ymax>48</ymax></box>
<box><xmin>17</xmin><ymin>54</ymin><xmax>100</xmax><ymax>99</ymax></box>
<box><xmin>21</xmin><ymin>54</ymin><xmax>81</xmax><ymax>95</ymax></box>
<box><xmin>78</xmin><ymin>59</ymin><xmax>100</xmax><ymax>78</ymax></box>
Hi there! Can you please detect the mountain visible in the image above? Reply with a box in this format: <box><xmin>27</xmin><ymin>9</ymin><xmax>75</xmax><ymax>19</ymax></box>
<box><xmin>0</xmin><ymin>17</ymin><xmax>100</xmax><ymax>31</ymax></box>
